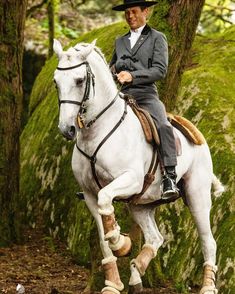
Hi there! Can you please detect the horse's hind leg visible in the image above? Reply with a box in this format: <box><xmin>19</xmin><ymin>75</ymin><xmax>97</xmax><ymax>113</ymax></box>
<box><xmin>84</xmin><ymin>192</ymin><xmax>124</xmax><ymax>294</ymax></box>
<box><xmin>186</xmin><ymin>178</ymin><xmax>218</xmax><ymax>294</ymax></box>
<box><xmin>128</xmin><ymin>204</ymin><xmax>164</xmax><ymax>293</ymax></box>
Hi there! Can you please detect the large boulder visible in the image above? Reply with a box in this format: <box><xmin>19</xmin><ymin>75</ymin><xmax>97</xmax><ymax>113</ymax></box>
<box><xmin>20</xmin><ymin>24</ymin><xmax>235</xmax><ymax>293</ymax></box>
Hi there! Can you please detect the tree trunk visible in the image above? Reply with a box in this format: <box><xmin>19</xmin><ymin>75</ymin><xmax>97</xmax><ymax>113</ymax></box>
<box><xmin>149</xmin><ymin>0</ymin><xmax>205</xmax><ymax>110</ymax></box>
<box><xmin>47</xmin><ymin>0</ymin><xmax>55</xmax><ymax>58</ymax></box>
<box><xmin>0</xmin><ymin>0</ymin><xmax>27</xmax><ymax>245</ymax></box>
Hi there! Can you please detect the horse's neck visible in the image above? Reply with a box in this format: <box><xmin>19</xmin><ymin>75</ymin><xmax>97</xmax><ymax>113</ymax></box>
<box><xmin>85</xmin><ymin>53</ymin><xmax>121</xmax><ymax>123</ymax></box>
<box><xmin>78</xmin><ymin>53</ymin><xmax>125</xmax><ymax>144</ymax></box>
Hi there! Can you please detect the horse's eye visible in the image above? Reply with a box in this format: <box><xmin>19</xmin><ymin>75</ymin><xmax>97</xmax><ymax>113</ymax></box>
<box><xmin>75</xmin><ymin>78</ymin><xmax>84</xmax><ymax>86</ymax></box>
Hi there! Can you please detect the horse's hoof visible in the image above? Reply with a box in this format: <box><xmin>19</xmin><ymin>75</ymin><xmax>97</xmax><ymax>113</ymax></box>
<box><xmin>113</xmin><ymin>235</ymin><xmax>132</xmax><ymax>257</ymax></box>
<box><xmin>128</xmin><ymin>283</ymin><xmax>143</xmax><ymax>294</ymax></box>
<box><xmin>101</xmin><ymin>286</ymin><xmax>120</xmax><ymax>294</ymax></box>
<box><xmin>199</xmin><ymin>286</ymin><xmax>218</xmax><ymax>294</ymax></box>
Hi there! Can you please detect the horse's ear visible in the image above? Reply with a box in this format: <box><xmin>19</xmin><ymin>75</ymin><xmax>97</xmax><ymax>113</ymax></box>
<box><xmin>80</xmin><ymin>40</ymin><xmax>97</xmax><ymax>60</ymax></box>
<box><xmin>53</xmin><ymin>39</ymin><xmax>63</xmax><ymax>58</ymax></box>
<box><xmin>91</xmin><ymin>39</ymin><xmax>97</xmax><ymax>46</ymax></box>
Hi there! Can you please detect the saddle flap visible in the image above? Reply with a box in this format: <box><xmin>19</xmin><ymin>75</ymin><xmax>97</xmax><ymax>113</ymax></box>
<box><xmin>124</xmin><ymin>95</ymin><xmax>160</xmax><ymax>146</ymax></box>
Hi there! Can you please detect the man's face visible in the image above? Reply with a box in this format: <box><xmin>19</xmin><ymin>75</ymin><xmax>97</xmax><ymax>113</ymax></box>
<box><xmin>125</xmin><ymin>6</ymin><xmax>148</xmax><ymax>30</ymax></box>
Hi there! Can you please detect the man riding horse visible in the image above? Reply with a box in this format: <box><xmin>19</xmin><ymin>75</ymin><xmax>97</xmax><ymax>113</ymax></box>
<box><xmin>110</xmin><ymin>0</ymin><xmax>179</xmax><ymax>200</ymax></box>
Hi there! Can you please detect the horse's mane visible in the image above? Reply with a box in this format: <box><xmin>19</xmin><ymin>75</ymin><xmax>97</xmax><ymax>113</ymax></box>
<box><xmin>73</xmin><ymin>42</ymin><xmax>108</xmax><ymax>66</ymax></box>
<box><xmin>70</xmin><ymin>42</ymin><xmax>117</xmax><ymax>95</ymax></box>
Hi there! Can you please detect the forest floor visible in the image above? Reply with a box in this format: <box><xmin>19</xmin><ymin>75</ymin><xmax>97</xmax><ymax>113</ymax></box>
<box><xmin>0</xmin><ymin>229</ymin><xmax>194</xmax><ymax>294</ymax></box>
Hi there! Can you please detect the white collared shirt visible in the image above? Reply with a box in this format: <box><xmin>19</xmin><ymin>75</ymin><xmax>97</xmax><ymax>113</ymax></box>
<box><xmin>129</xmin><ymin>25</ymin><xmax>145</xmax><ymax>49</ymax></box>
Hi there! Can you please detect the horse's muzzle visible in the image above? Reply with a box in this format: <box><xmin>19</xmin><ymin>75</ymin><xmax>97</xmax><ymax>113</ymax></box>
<box><xmin>58</xmin><ymin>123</ymin><xmax>77</xmax><ymax>140</ymax></box>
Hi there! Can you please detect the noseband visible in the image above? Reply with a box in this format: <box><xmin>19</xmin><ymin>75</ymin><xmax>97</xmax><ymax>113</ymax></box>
<box><xmin>57</xmin><ymin>61</ymin><xmax>95</xmax><ymax>128</ymax></box>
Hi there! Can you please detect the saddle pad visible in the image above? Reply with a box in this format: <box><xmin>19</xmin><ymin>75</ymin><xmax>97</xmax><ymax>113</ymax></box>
<box><xmin>124</xmin><ymin>94</ymin><xmax>205</xmax><ymax>146</ymax></box>
<box><xmin>167</xmin><ymin>113</ymin><xmax>206</xmax><ymax>145</ymax></box>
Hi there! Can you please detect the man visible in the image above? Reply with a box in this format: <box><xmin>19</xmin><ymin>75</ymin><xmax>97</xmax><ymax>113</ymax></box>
<box><xmin>110</xmin><ymin>0</ymin><xmax>179</xmax><ymax>200</ymax></box>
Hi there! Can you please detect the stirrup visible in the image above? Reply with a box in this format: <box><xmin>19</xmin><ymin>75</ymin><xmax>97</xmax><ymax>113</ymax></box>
<box><xmin>161</xmin><ymin>177</ymin><xmax>179</xmax><ymax>201</ymax></box>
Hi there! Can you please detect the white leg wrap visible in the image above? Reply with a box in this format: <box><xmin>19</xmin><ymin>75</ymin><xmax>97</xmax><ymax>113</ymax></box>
<box><xmin>129</xmin><ymin>263</ymin><xmax>142</xmax><ymax>286</ymax></box>
<box><xmin>98</xmin><ymin>206</ymin><xmax>114</xmax><ymax>216</ymax></box>
<box><xmin>142</xmin><ymin>243</ymin><xmax>157</xmax><ymax>257</ymax></box>
<box><xmin>203</xmin><ymin>261</ymin><xmax>218</xmax><ymax>272</ymax></box>
<box><xmin>105</xmin><ymin>280</ymin><xmax>124</xmax><ymax>291</ymax></box>
<box><xmin>102</xmin><ymin>256</ymin><xmax>117</xmax><ymax>265</ymax></box>
<box><xmin>105</xmin><ymin>228</ymin><xmax>120</xmax><ymax>241</ymax></box>
<box><xmin>109</xmin><ymin>234</ymin><xmax>125</xmax><ymax>251</ymax></box>
<box><xmin>101</xmin><ymin>286</ymin><xmax>120</xmax><ymax>294</ymax></box>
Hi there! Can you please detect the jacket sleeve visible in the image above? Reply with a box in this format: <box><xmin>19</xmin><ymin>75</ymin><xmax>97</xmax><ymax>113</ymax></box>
<box><xmin>109</xmin><ymin>49</ymin><xmax>117</xmax><ymax>68</ymax></box>
<box><xmin>131</xmin><ymin>33</ymin><xmax>168</xmax><ymax>85</ymax></box>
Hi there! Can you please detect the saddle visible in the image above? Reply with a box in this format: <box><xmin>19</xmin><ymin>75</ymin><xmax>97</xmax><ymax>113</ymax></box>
<box><xmin>124</xmin><ymin>95</ymin><xmax>206</xmax><ymax>146</ymax></box>
<box><xmin>122</xmin><ymin>94</ymin><xmax>206</xmax><ymax>206</ymax></box>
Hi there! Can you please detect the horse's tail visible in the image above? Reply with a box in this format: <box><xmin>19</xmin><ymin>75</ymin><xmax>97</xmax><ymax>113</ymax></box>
<box><xmin>212</xmin><ymin>174</ymin><xmax>225</xmax><ymax>197</ymax></box>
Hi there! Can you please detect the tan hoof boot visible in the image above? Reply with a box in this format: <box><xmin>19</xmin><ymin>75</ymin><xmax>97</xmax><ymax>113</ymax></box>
<box><xmin>101</xmin><ymin>286</ymin><xmax>120</xmax><ymax>294</ymax></box>
<box><xmin>112</xmin><ymin>234</ymin><xmax>132</xmax><ymax>257</ymax></box>
<box><xmin>199</xmin><ymin>263</ymin><xmax>218</xmax><ymax>294</ymax></box>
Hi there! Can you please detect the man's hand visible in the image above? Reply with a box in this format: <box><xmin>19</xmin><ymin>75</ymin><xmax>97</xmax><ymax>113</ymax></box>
<box><xmin>117</xmin><ymin>71</ymin><xmax>133</xmax><ymax>84</ymax></box>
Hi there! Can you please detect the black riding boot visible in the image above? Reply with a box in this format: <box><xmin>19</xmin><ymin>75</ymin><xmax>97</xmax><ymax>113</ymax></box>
<box><xmin>161</xmin><ymin>166</ymin><xmax>179</xmax><ymax>201</ymax></box>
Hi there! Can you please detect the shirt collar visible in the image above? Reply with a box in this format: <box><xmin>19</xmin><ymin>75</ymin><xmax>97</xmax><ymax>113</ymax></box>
<box><xmin>130</xmin><ymin>24</ymin><xmax>146</xmax><ymax>34</ymax></box>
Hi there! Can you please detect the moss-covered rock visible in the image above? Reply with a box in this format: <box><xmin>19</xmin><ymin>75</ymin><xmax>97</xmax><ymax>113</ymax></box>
<box><xmin>20</xmin><ymin>24</ymin><xmax>235</xmax><ymax>293</ymax></box>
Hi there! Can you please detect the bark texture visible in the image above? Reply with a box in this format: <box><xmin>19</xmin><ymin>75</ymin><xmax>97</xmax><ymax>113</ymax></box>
<box><xmin>0</xmin><ymin>0</ymin><xmax>27</xmax><ymax>245</ymax></box>
<box><xmin>149</xmin><ymin>0</ymin><xmax>205</xmax><ymax>109</ymax></box>
<box><xmin>47</xmin><ymin>0</ymin><xmax>55</xmax><ymax>58</ymax></box>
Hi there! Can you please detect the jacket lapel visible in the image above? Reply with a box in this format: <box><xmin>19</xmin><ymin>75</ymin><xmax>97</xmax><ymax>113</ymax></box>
<box><xmin>122</xmin><ymin>33</ymin><xmax>132</xmax><ymax>54</ymax></box>
<box><xmin>131</xmin><ymin>25</ymin><xmax>151</xmax><ymax>55</ymax></box>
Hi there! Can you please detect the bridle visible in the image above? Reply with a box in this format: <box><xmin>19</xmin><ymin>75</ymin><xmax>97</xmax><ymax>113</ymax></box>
<box><xmin>56</xmin><ymin>54</ymin><xmax>128</xmax><ymax>190</ymax></box>
<box><xmin>56</xmin><ymin>59</ymin><xmax>122</xmax><ymax>129</ymax></box>
<box><xmin>57</xmin><ymin>61</ymin><xmax>95</xmax><ymax>128</ymax></box>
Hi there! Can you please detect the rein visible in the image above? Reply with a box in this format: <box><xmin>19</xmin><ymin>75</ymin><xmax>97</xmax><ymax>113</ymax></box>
<box><xmin>76</xmin><ymin>99</ymin><xmax>128</xmax><ymax>189</ymax></box>
<box><xmin>56</xmin><ymin>57</ymin><xmax>127</xmax><ymax>189</ymax></box>
<box><xmin>56</xmin><ymin>55</ymin><xmax>157</xmax><ymax>198</ymax></box>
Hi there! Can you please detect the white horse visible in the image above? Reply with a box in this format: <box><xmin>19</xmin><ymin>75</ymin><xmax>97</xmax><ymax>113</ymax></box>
<box><xmin>53</xmin><ymin>39</ymin><xmax>224</xmax><ymax>294</ymax></box>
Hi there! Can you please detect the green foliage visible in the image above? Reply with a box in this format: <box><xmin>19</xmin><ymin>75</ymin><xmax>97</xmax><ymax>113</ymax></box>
<box><xmin>200</xmin><ymin>0</ymin><xmax>235</xmax><ymax>34</ymax></box>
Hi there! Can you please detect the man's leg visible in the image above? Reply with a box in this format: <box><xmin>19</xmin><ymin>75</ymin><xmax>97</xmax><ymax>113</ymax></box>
<box><xmin>134</xmin><ymin>94</ymin><xmax>179</xmax><ymax>200</ymax></box>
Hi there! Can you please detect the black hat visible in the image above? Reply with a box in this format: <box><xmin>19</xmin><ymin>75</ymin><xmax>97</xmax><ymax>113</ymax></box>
<box><xmin>112</xmin><ymin>0</ymin><xmax>157</xmax><ymax>11</ymax></box>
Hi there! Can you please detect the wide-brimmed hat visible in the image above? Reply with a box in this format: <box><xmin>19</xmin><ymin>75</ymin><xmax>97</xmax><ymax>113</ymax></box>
<box><xmin>112</xmin><ymin>0</ymin><xmax>157</xmax><ymax>11</ymax></box>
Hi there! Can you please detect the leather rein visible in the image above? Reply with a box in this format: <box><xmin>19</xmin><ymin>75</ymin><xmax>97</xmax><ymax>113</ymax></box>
<box><xmin>56</xmin><ymin>58</ymin><xmax>127</xmax><ymax>190</ymax></box>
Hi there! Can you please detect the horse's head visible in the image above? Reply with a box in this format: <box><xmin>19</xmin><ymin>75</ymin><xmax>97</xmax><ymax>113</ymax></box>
<box><xmin>53</xmin><ymin>39</ymin><xmax>96</xmax><ymax>140</ymax></box>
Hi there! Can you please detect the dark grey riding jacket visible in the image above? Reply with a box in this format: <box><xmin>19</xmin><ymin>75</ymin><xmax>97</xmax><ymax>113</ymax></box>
<box><xmin>110</xmin><ymin>24</ymin><xmax>168</xmax><ymax>95</ymax></box>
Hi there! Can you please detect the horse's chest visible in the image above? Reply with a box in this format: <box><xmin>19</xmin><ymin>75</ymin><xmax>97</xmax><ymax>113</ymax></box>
<box><xmin>72</xmin><ymin>150</ymin><xmax>113</xmax><ymax>192</ymax></box>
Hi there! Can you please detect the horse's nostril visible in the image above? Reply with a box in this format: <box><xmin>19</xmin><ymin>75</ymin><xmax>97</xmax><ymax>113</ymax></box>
<box><xmin>69</xmin><ymin>126</ymin><xmax>76</xmax><ymax>137</ymax></box>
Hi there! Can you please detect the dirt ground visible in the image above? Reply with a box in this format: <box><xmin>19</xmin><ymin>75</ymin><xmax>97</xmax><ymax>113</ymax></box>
<box><xmin>0</xmin><ymin>229</ymin><xmax>185</xmax><ymax>294</ymax></box>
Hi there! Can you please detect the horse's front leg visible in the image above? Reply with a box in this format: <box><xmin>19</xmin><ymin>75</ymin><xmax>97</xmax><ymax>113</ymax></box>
<box><xmin>97</xmin><ymin>171</ymin><xmax>142</xmax><ymax>257</ymax></box>
<box><xmin>84</xmin><ymin>192</ymin><xmax>124</xmax><ymax>294</ymax></box>
<box><xmin>128</xmin><ymin>204</ymin><xmax>164</xmax><ymax>294</ymax></box>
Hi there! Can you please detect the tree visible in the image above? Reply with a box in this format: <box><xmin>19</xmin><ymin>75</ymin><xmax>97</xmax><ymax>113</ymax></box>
<box><xmin>149</xmin><ymin>0</ymin><xmax>206</xmax><ymax>109</ymax></box>
<box><xmin>0</xmin><ymin>0</ymin><xmax>27</xmax><ymax>245</ymax></box>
